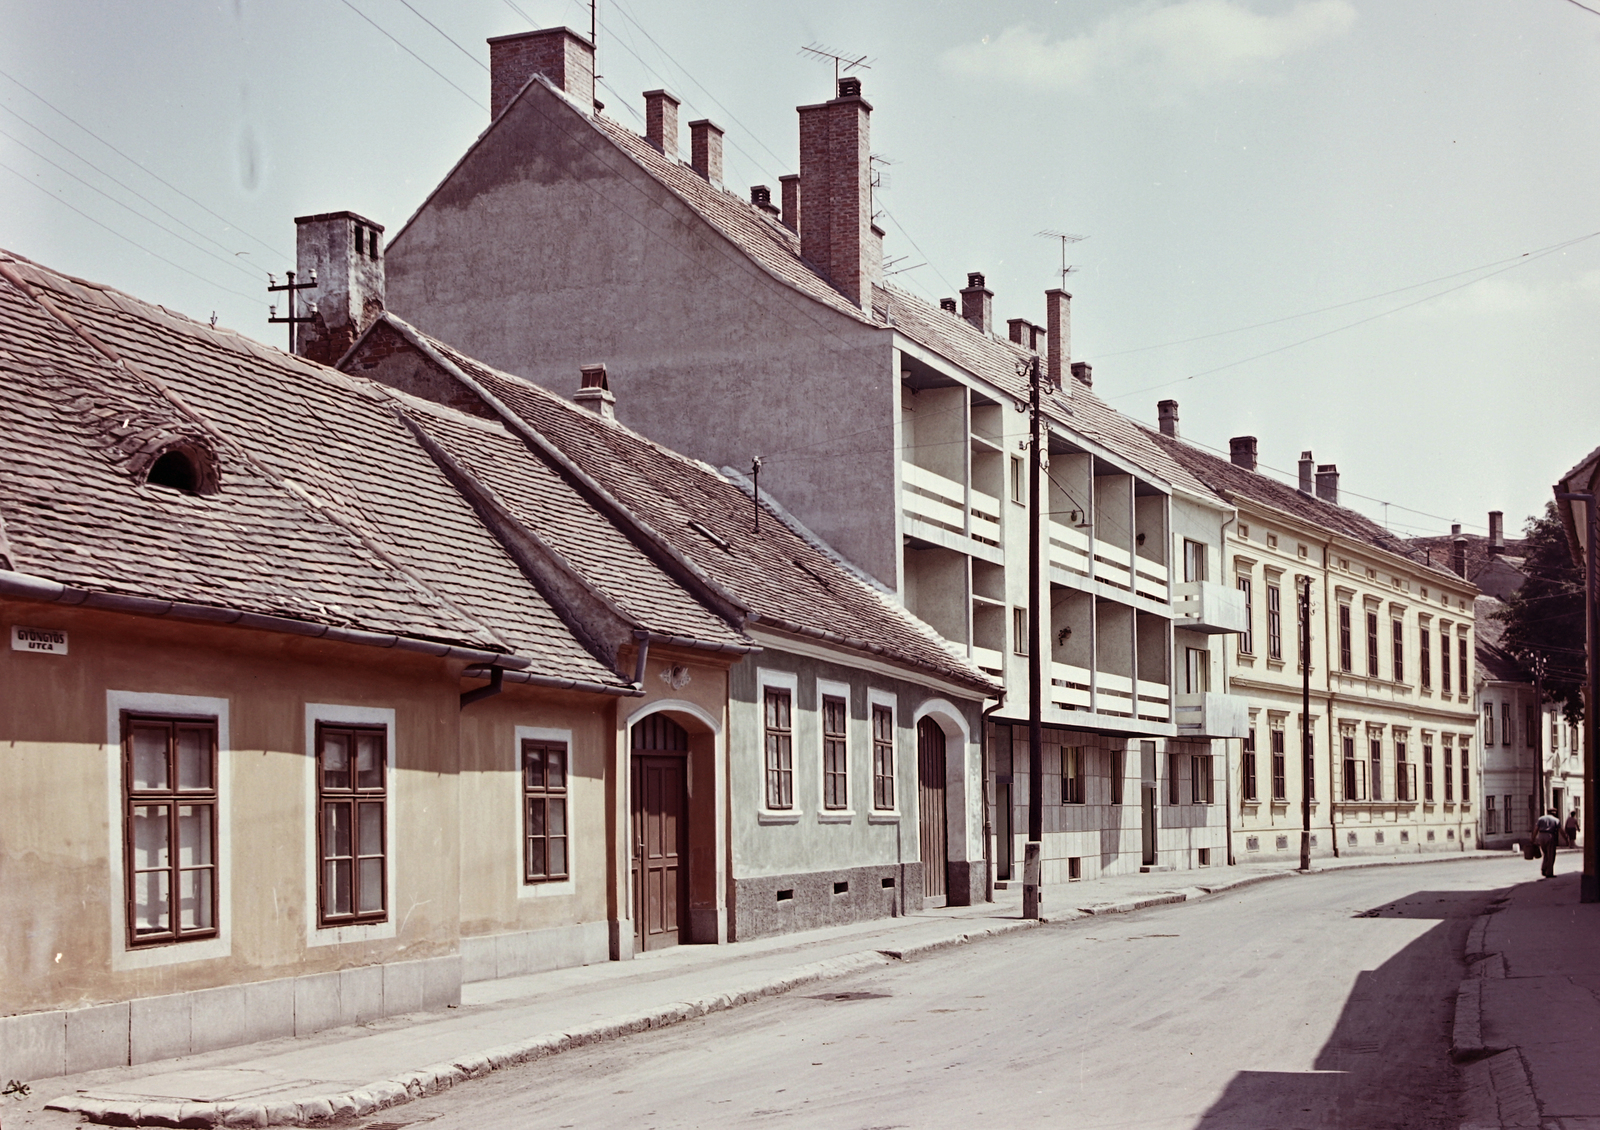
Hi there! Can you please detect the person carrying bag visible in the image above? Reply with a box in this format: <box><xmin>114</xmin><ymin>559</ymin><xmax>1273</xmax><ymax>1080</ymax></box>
<box><xmin>1535</xmin><ymin>808</ymin><xmax>1562</xmax><ymax>879</ymax></box>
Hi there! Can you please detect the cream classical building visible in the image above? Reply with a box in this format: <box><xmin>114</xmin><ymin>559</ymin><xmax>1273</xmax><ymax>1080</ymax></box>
<box><xmin>1149</xmin><ymin>419</ymin><xmax>1480</xmax><ymax>860</ymax></box>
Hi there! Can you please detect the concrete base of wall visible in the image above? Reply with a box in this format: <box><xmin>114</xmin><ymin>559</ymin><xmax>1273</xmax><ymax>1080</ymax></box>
<box><xmin>460</xmin><ymin>920</ymin><xmax>610</xmax><ymax>983</ymax></box>
<box><xmin>946</xmin><ymin>860</ymin><xmax>984</xmax><ymax>906</ymax></box>
<box><xmin>0</xmin><ymin>955</ymin><xmax>461</xmax><ymax>1084</ymax></box>
<box><xmin>731</xmin><ymin>862</ymin><xmax>925</xmax><ymax>941</ymax></box>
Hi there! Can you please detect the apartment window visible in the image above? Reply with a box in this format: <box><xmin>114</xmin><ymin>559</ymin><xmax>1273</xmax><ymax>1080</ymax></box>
<box><xmin>1484</xmin><ymin>704</ymin><xmax>1497</xmax><ymax>746</ymax></box>
<box><xmin>1458</xmin><ymin>638</ymin><xmax>1468</xmax><ymax>697</ymax></box>
<box><xmin>1424</xmin><ymin>741</ymin><xmax>1435</xmax><ymax>802</ymax></box>
<box><xmin>1392</xmin><ymin>619</ymin><xmax>1405</xmax><ymax>683</ymax></box>
<box><xmin>1501</xmin><ymin>702</ymin><xmax>1512</xmax><ymax>747</ymax></box>
<box><xmin>1342</xmin><ymin>732</ymin><xmax>1362</xmax><ymax>801</ymax></box>
<box><xmin>1271</xmin><ymin>727</ymin><xmax>1287</xmax><ymax>801</ymax></box>
<box><xmin>1460</xmin><ymin>742</ymin><xmax>1471</xmax><ymax>803</ymax></box>
<box><xmin>1168</xmin><ymin>752</ymin><xmax>1181</xmax><ymax>805</ymax></box>
<box><xmin>764</xmin><ymin>688</ymin><xmax>794</xmax><ymax>810</ymax></box>
<box><xmin>1192</xmin><ymin>754</ymin><xmax>1214</xmax><ymax>804</ymax></box>
<box><xmin>1397</xmin><ymin>740</ymin><xmax>1413</xmax><ymax>802</ymax></box>
<box><xmin>1062</xmin><ymin>747</ymin><xmax>1084</xmax><ymax>804</ymax></box>
<box><xmin>1238</xmin><ymin>524</ymin><xmax>1250</xmax><ymax>540</ymax></box>
<box><xmin>1012</xmin><ymin>607</ymin><xmax>1029</xmax><ymax>656</ymax></box>
<box><xmin>1338</xmin><ymin>604</ymin><xmax>1353</xmax><ymax>672</ymax></box>
<box><xmin>1369</xmin><ymin>736</ymin><xmax>1383</xmax><ymax>802</ymax></box>
<box><xmin>1420</xmin><ymin>628</ymin><xmax>1432</xmax><ymax>689</ymax></box>
<box><xmin>1443</xmin><ymin>742</ymin><xmax>1455</xmax><ymax>802</ymax></box>
<box><xmin>522</xmin><ymin>740</ymin><xmax>569</xmax><ymax>883</ymax></box>
<box><xmin>1110</xmin><ymin>749</ymin><xmax>1125</xmax><ymax>805</ymax></box>
<box><xmin>1183</xmin><ymin>539</ymin><xmax>1207</xmax><ymax>583</ymax></box>
<box><xmin>1305</xmin><ymin>732</ymin><xmax>1316</xmax><ymax>800</ymax></box>
<box><xmin>1366</xmin><ymin>612</ymin><xmax>1380</xmax><ymax>677</ymax></box>
<box><xmin>1238</xmin><ymin>578</ymin><xmax>1255</xmax><ymax>655</ymax></box>
<box><xmin>1266</xmin><ymin>533</ymin><xmax>1278</xmax><ymax>549</ymax></box>
<box><xmin>1185</xmin><ymin>647</ymin><xmax>1210</xmax><ymax>694</ymax></box>
<box><xmin>1242</xmin><ymin>728</ymin><xmax>1259</xmax><ymax>802</ymax></box>
<box><xmin>822</xmin><ymin>695</ymin><xmax>849</xmax><ymax>810</ymax></box>
<box><xmin>1267</xmin><ymin>584</ymin><xmax>1283</xmax><ymax>659</ymax></box>
<box><xmin>872</xmin><ymin>704</ymin><xmax>895</xmax><ymax>810</ymax></box>
<box><xmin>123</xmin><ymin>714</ymin><xmax>219</xmax><ymax>945</ymax></box>
<box><xmin>317</xmin><ymin>723</ymin><xmax>387</xmax><ymax>927</ymax></box>
<box><xmin>1441</xmin><ymin>629</ymin><xmax>1452</xmax><ymax>694</ymax></box>
<box><xmin>1486</xmin><ymin>794</ymin><xmax>1497</xmax><ymax>835</ymax></box>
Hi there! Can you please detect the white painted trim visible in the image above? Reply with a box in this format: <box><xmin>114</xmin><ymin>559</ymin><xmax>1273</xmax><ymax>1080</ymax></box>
<box><xmin>624</xmin><ymin>698</ymin><xmax>721</xmax><ymax>735</ymax></box>
<box><xmin>304</xmin><ymin>704</ymin><xmax>397</xmax><ymax>947</ymax></box>
<box><xmin>815</xmin><ymin>677</ymin><xmax>855</xmax><ymax>817</ymax></box>
<box><xmin>515</xmin><ymin>725</ymin><xmax>576</xmax><ymax>900</ymax></box>
<box><xmin>756</xmin><ymin>669</ymin><xmax>802</xmax><ymax>816</ymax></box>
<box><xmin>105</xmin><ymin>691</ymin><xmax>232</xmax><ymax>971</ymax></box>
<box><xmin>866</xmin><ymin>687</ymin><xmax>901</xmax><ymax>817</ymax></box>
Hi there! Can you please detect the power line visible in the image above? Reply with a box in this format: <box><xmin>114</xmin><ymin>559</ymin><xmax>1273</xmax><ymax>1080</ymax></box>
<box><xmin>398</xmin><ymin>0</ymin><xmax>489</xmax><ymax>72</ymax></box>
<box><xmin>0</xmin><ymin>65</ymin><xmax>286</xmax><ymax>260</ymax></box>
<box><xmin>337</xmin><ymin>0</ymin><xmax>486</xmax><ymax>111</ymax></box>
<box><xmin>1562</xmin><ymin>0</ymin><xmax>1600</xmax><ymax>16</ymax></box>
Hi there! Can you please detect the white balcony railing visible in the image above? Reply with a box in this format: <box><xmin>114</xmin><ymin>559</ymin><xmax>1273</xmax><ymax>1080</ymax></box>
<box><xmin>1174</xmin><ymin>691</ymin><xmax>1250</xmax><ymax>738</ymax></box>
<box><xmin>1048</xmin><ymin>520</ymin><xmax>1091</xmax><ymax>577</ymax></box>
<box><xmin>1050</xmin><ymin>661</ymin><xmax>1092</xmax><ymax>710</ymax></box>
<box><xmin>972</xmin><ymin>645</ymin><xmax>1004</xmax><ymax>674</ymax></box>
<box><xmin>1174</xmin><ymin>580</ymin><xmax>1249</xmax><ymax>635</ymax></box>
<box><xmin>902</xmin><ymin>461</ymin><xmax>967</xmax><ymax>537</ymax></box>
<box><xmin>1134</xmin><ymin>556</ymin><xmax>1168</xmax><ymax>603</ymax></box>
<box><xmin>970</xmin><ymin>486</ymin><xmax>1001</xmax><ymax>546</ymax></box>
<box><xmin>1097</xmin><ymin>669</ymin><xmax>1134</xmax><ymax>716</ymax></box>
<box><xmin>1094</xmin><ymin>540</ymin><xmax>1132</xmax><ymax>591</ymax></box>
<box><xmin>1137</xmin><ymin>679</ymin><xmax>1171</xmax><ymax>721</ymax></box>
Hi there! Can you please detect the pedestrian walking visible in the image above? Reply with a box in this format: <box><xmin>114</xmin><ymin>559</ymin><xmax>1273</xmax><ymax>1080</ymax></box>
<box><xmin>1565</xmin><ymin>810</ymin><xmax>1580</xmax><ymax>849</ymax></box>
<box><xmin>1535</xmin><ymin>809</ymin><xmax>1562</xmax><ymax>878</ymax></box>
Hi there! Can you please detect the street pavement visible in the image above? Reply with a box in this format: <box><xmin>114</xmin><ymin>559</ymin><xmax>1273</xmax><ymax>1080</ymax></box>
<box><xmin>2</xmin><ymin>850</ymin><xmax>1589</xmax><ymax>1129</ymax></box>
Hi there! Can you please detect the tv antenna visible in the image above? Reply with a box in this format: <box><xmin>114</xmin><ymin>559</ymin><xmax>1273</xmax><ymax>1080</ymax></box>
<box><xmin>799</xmin><ymin>43</ymin><xmax>873</xmax><ymax>85</ymax></box>
<box><xmin>1037</xmin><ymin>229</ymin><xmax>1088</xmax><ymax>289</ymax></box>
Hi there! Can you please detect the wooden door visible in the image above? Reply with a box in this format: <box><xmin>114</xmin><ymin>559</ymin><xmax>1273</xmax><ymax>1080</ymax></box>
<box><xmin>918</xmin><ymin>718</ymin><xmax>948</xmax><ymax>900</ymax></box>
<box><xmin>632</xmin><ymin>754</ymin><xmax>686</xmax><ymax>951</ymax></box>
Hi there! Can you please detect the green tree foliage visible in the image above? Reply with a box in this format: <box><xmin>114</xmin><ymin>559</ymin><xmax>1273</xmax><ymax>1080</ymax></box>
<box><xmin>1497</xmin><ymin>502</ymin><xmax>1587</xmax><ymax>721</ymax></box>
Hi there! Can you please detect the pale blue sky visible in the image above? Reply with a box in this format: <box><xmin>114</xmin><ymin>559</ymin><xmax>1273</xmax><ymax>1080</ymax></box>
<box><xmin>3</xmin><ymin>0</ymin><xmax>1597</xmax><ymax>541</ymax></box>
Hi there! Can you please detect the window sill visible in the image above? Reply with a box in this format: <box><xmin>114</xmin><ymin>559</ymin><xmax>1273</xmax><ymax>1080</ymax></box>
<box><xmin>868</xmin><ymin>811</ymin><xmax>901</xmax><ymax>824</ymax></box>
<box><xmin>817</xmin><ymin>811</ymin><xmax>855</xmax><ymax>823</ymax></box>
<box><xmin>757</xmin><ymin>810</ymin><xmax>803</xmax><ymax>825</ymax></box>
<box><xmin>519</xmin><ymin>878</ymin><xmax>575</xmax><ymax>899</ymax></box>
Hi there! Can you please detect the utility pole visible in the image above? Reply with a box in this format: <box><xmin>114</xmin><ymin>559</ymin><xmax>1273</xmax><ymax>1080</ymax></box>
<box><xmin>1299</xmin><ymin>574</ymin><xmax>1313</xmax><ymax>872</ymax></box>
<box><xmin>1023</xmin><ymin>354</ymin><xmax>1044</xmax><ymax>920</ymax></box>
<box><xmin>1554</xmin><ymin>489</ymin><xmax>1599</xmax><ymax>902</ymax></box>
<box><xmin>267</xmin><ymin>270</ymin><xmax>317</xmax><ymax>353</ymax></box>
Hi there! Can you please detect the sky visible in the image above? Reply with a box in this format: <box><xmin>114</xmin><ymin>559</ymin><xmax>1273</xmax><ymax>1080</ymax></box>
<box><xmin>3</xmin><ymin>0</ymin><xmax>1598</xmax><ymax>543</ymax></box>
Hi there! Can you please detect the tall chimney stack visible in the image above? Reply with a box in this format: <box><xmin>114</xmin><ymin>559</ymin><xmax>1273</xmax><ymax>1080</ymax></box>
<box><xmin>1157</xmin><ymin>400</ymin><xmax>1179</xmax><ymax>438</ymax></box>
<box><xmin>797</xmin><ymin>77</ymin><xmax>873</xmax><ymax>307</ymax></box>
<box><xmin>294</xmin><ymin>211</ymin><xmax>385</xmax><ymax>365</ymax></box>
<box><xmin>779</xmin><ymin>174</ymin><xmax>800</xmax><ymax>232</ymax></box>
<box><xmin>960</xmin><ymin>272</ymin><xmax>992</xmax><ymax>334</ymax></box>
<box><xmin>1315</xmin><ymin>464</ymin><xmax>1340</xmax><ymax>505</ymax></box>
<box><xmin>1046</xmin><ymin>289</ymin><xmax>1071</xmax><ymax>391</ymax></box>
<box><xmin>689</xmin><ymin>119</ymin><xmax>724</xmax><ymax>183</ymax></box>
<box><xmin>1452</xmin><ymin>523</ymin><xmax>1468</xmax><ymax>578</ymax></box>
<box><xmin>488</xmin><ymin>28</ymin><xmax>595</xmax><ymax>119</ymax></box>
<box><xmin>1298</xmin><ymin>451</ymin><xmax>1315</xmax><ymax>494</ymax></box>
<box><xmin>1230</xmin><ymin>437</ymin><xmax>1261</xmax><ymax>472</ymax></box>
<box><xmin>643</xmin><ymin>89</ymin><xmax>680</xmax><ymax>160</ymax></box>
<box><xmin>1488</xmin><ymin>510</ymin><xmax>1505</xmax><ymax>555</ymax></box>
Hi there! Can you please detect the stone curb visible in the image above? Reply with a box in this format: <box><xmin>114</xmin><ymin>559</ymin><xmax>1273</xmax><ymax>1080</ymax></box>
<box><xmin>1076</xmin><ymin>891</ymin><xmax>1189</xmax><ymax>916</ymax></box>
<box><xmin>46</xmin><ymin>929</ymin><xmax>1042</xmax><ymax>1128</ymax></box>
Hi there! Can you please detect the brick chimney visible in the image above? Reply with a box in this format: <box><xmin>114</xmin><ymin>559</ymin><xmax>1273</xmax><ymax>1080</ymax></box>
<box><xmin>689</xmin><ymin>119</ymin><xmax>723</xmax><ymax>183</ymax></box>
<box><xmin>939</xmin><ymin>298</ymin><xmax>957</xmax><ymax>314</ymax></box>
<box><xmin>644</xmin><ymin>89</ymin><xmax>680</xmax><ymax>160</ymax></box>
<box><xmin>779</xmin><ymin>174</ymin><xmax>800</xmax><ymax>232</ymax></box>
<box><xmin>961</xmin><ymin>273</ymin><xmax>992</xmax><ymax>333</ymax></box>
<box><xmin>797</xmin><ymin>77</ymin><xmax>873</xmax><ymax>307</ymax></box>
<box><xmin>1488</xmin><ymin>510</ymin><xmax>1505</xmax><ymax>555</ymax></box>
<box><xmin>1230</xmin><ymin>436</ymin><xmax>1260</xmax><ymax>471</ymax></box>
<box><xmin>750</xmin><ymin>185</ymin><xmax>780</xmax><ymax>217</ymax></box>
<box><xmin>1298</xmin><ymin>451</ymin><xmax>1315</xmax><ymax>494</ymax></box>
<box><xmin>574</xmin><ymin>363</ymin><xmax>615</xmax><ymax>420</ymax></box>
<box><xmin>1046</xmin><ymin>289</ymin><xmax>1071</xmax><ymax>391</ymax></box>
<box><xmin>488</xmin><ymin>28</ymin><xmax>595</xmax><ymax>119</ymax></box>
<box><xmin>1149</xmin><ymin>400</ymin><xmax>1175</xmax><ymax>437</ymax></box>
<box><xmin>294</xmin><ymin>211</ymin><xmax>385</xmax><ymax>365</ymax></box>
<box><xmin>1315</xmin><ymin>463</ymin><xmax>1339</xmax><ymax>504</ymax></box>
<box><xmin>1452</xmin><ymin>523</ymin><xmax>1468</xmax><ymax>577</ymax></box>
<box><xmin>1071</xmin><ymin>361</ymin><xmax>1092</xmax><ymax>388</ymax></box>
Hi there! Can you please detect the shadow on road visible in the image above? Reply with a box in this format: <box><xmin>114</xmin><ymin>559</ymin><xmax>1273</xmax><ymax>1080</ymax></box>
<box><xmin>1192</xmin><ymin>886</ymin><xmax>1502</xmax><ymax>1130</ymax></box>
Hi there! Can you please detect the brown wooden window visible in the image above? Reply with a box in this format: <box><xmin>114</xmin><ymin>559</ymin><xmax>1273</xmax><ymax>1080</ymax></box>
<box><xmin>317</xmin><ymin>723</ymin><xmax>387</xmax><ymax>927</ymax></box>
<box><xmin>764</xmin><ymin>688</ymin><xmax>793</xmax><ymax>810</ymax></box>
<box><xmin>1366</xmin><ymin>611</ymin><xmax>1380</xmax><ymax>677</ymax></box>
<box><xmin>1392</xmin><ymin>619</ymin><xmax>1405</xmax><ymax>683</ymax></box>
<box><xmin>1443</xmin><ymin>743</ymin><xmax>1455</xmax><ymax>802</ymax></box>
<box><xmin>1338</xmin><ymin>604</ymin><xmax>1353</xmax><ymax>672</ymax></box>
<box><xmin>523</xmin><ymin>741</ymin><xmax>569</xmax><ymax>883</ymax></box>
<box><xmin>1242</xmin><ymin>728</ymin><xmax>1258</xmax><ymax>802</ymax></box>
<box><xmin>1424</xmin><ymin>742</ymin><xmax>1435</xmax><ymax>802</ymax></box>
<box><xmin>1369</xmin><ymin>736</ymin><xmax>1383</xmax><ymax>802</ymax></box>
<box><xmin>123</xmin><ymin>714</ymin><xmax>218</xmax><ymax>946</ymax></box>
<box><xmin>822</xmin><ymin>696</ymin><xmax>848</xmax><ymax>810</ymax></box>
<box><xmin>1420</xmin><ymin>628</ymin><xmax>1432</xmax><ymax>688</ymax></box>
<box><xmin>1459</xmin><ymin>742</ymin><xmax>1470</xmax><ymax>803</ymax></box>
<box><xmin>1396</xmin><ymin>741</ymin><xmax>1413</xmax><ymax>802</ymax></box>
<box><xmin>1458</xmin><ymin>638</ymin><xmax>1468</xmax><ymax>697</ymax></box>
<box><xmin>1271</xmin><ymin>727</ymin><xmax>1286</xmax><ymax>800</ymax></box>
<box><xmin>1440</xmin><ymin>630</ymin><xmax>1452</xmax><ymax>693</ymax></box>
<box><xmin>1062</xmin><ymin>747</ymin><xmax>1084</xmax><ymax>804</ymax></box>
<box><xmin>1266</xmin><ymin>585</ymin><xmax>1283</xmax><ymax>660</ymax></box>
<box><xmin>872</xmin><ymin>704</ymin><xmax>895</xmax><ymax>810</ymax></box>
<box><xmin>1237</xmin><ymin>578</ymin><xmax>1254</xmax><ymax>656</ymax></box>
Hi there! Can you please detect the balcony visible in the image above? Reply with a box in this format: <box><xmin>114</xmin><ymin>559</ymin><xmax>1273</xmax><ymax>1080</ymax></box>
<box><xmin>1051</xmin><ymin>661</ymin><xmax>1092</xmax><ymax>711</ymax></box>
<box><xmin>1174</xmin><ymin>580</ymin><xmax>1248</xmax><ymax>635</ymax></box>
<box><xmin>1174</xmin><ymin>691</ymin><xmax>1250</xmax><ymax>738</ymax></box>
<box><xmin>1048</xmin><ymin>520</ymin><xmax>1090</xmax><ymax>578</ymax></box>
<box><xmin>902</xmin><ymin>461</ymin><xmax>1000</xmax><ymax>548</ymax></box>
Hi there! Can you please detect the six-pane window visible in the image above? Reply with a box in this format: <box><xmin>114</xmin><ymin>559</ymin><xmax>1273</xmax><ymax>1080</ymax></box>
<box><xmin>872</xmin><ymin>705</ymin><xmax>895</xmax><ymax>810</ymax></box>
<box><xmin>1267</xmin><ymin>585</ymin><xmax>1283</xmax><ymax>660</ymax></box>
<box><xmin>764</xmin><ymin>688</ymin><xmax>794</xmax><ymax>810</ymax></box>
<box><xmin>522</xmin><ymin>740</ymin><xmax>569</xmax><ymax>883</ymax></box>
<box><xmin>317</xmin><ymin>723</ymin><xmax>386</xmax><ymax>926</ymax></box>
<box><xmin>822</xmin><ymin>695</ymin><xmax>849</xmax><ymax>810</ymax></box>
<box><xmin>123</xmin><ymin>714</ymin><xmax>218</xmax><ymax>946</ymax></box>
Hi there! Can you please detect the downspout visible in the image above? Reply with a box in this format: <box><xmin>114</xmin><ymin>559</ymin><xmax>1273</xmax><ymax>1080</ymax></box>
<box><xmin>981</xmin><ymin>690</ymin><xmax>1008</xmax><ymax>902</ymax></box>
<box><xmin>631</xmin><ymin>633</ymin><xmax>652</xmax><ymax>689</ymax></box>
<box><xmin>460</xmin><ymin>665</ymin><xmax>504</xmax><ymax>707</ymax></box>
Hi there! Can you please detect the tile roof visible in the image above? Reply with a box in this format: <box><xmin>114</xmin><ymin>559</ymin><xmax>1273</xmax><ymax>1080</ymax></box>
<box><xmin>1406</xmin><ymin>532</ymin><xmax>1527</xmax><ymax>585</ymax></box>
<box><xmin>1474</xmin><ymin>595</ymin><xmax>1524</xmax><ymax>683</ymax></box>
<box><xmin>360</xmin><ymin>316</ymin><xmax>999</xmax><ymax>695</ymax></box>
<box><xmin>0</xmin><ymin>250</ymin><xmax>756</xmax><ymax>689</ymax></box>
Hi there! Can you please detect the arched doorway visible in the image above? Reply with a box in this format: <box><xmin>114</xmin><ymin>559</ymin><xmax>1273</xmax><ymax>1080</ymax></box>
<box><xmin>918</xmin><ymin>717</ymin><xmax>949</xmax><ymax>900</ymax></box>
<box><xmin>632</xmin><ymin>714</ymin><xmax>688</xmax><ymax>951</ymax></box>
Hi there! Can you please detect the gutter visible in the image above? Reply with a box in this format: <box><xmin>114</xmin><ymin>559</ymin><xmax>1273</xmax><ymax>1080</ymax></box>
<box><xmin>752</xmin><ymin>614</ymin><xmax>1001</xmax><ymax>698</ymax></box>
<box><xmin>461</xmin><ymin>664</ymin><xmax>643</xmax><ymax>697</ymax></box>
<box><xmin>0</xmin><ymin>569</ymin><xmax>531</xmax><ymax>669</ymax></box>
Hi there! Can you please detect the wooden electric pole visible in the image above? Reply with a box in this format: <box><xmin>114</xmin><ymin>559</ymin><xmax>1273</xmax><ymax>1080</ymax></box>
<box><xmin>1023</xmin><ymin>354</ymin><xmax>1044</xmax><ymax>920</ymax></box>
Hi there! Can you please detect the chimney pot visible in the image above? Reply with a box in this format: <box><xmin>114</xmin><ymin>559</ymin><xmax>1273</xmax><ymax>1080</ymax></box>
<box><xmin>1046</xmin><ymin>289</ymin><xmax>1071</xmax><ymax>391</ymax></box>
<box><xmin>1071</xmin><ymin>361</ymin><xmax>1092</xmax><ymax>388</ymax></box>
<box><xmin>750</xmin><ymin>185</ymin><xmax>779</xmax><ymax>216</ymax></box>
<box><xmin>574</xmin><ymin>363</ymin><xmax>616</xmax><ymax>420</ymax></box>
<box><xmin>643</xmin><ymin>89</ymin><xmax>680</xmax><ymax>160</ymax></box>
<box><xmin>293</xmin><ymin>210</ymin><xmax>386</xmax><ymax>365</ymax></box>
<box><xmin>779</xmin><ymin>174</ymin><xmax>800</xmax><ymax>232</ymax></box>
<box><xmin>837</xmin><ymin>76</ymin><xmax>862</xmax><ymax>99</ymax></box>
<box><xmin>1315</xmin><ymin>463</ymin><xmax>1340</xmax><ymax>505</ymax></box>
<box><xmin>939</xmin><ymin>298</ymin><xmax>957</xmax><ymax>314</ymax></box>
<box><xmin>1298</xmin><ymin>451</ymin><xmax>1315</xmax><ymax>494</ymax></box>
<box><xmin>797</xmin><ymin>82</ymin><xmax>874</xmax><ymax>307</ymax></box>
<box><xmin>1157</xmin><ymin>400</ymin><xmax>1180</xmax><ymax>438</ymax></box>
<box><xmin>1229</xmin><ymin>435</ymin><xmax>1260</xmax><ymax>471</ymax></box>
<box><xmin>960</xmin><ymin>273</ymin><xmax>993</xmax><ymax>334</ymax></box>
<box><xmin>488</xmin><ymin>27</ymin><xmax>595</xmax><ymax>120</ymax></box>
<box><xmin>1451</xmin><ymin>523</ymin><xmax>1468</xmax><ymax>577</ymax></box>
<box><xmin>688</xmin><ymin>119</ymin><xmax>724</xmax><ymax>183</ymax></box>
<box><xmin>1488</xmin><ymin>510</ymin><xmax>1505</xmax><ymax>555</ymax></box>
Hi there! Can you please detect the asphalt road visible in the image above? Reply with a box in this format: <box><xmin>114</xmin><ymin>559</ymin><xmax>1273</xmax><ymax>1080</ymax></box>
<box><xmin>360</xmin><ymin>858</ymin><xmax>1528</xmax><ymax>1130</ymax></box>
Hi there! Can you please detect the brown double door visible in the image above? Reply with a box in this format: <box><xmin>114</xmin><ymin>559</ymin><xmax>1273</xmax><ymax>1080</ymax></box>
<box><xmin>918</xmin><ymin>718</ymin><xmax>948</xmax><ymax>900</ymax></box>
<box><xmin>632</xmin><ymin>715</ymin><xmax>688</xmax><ymax>952</ymax></box>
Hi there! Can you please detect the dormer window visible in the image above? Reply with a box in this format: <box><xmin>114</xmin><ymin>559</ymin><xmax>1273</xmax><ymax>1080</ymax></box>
<box><xmin>139</xmin><ymin>439</ymin><xmax>220</xmax><ymax>496</ymax></box>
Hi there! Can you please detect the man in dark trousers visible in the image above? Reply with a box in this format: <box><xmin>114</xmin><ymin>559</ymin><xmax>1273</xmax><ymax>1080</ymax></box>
<box><xmin>1565</xmin><ymin>809</ymin><xmax>1580</xmax><ymax>848</ymax></box>
<box><xmin>1535</xmin><ymin>808</ymin><xmax>1563</xmax><ymax>878</ymax></box>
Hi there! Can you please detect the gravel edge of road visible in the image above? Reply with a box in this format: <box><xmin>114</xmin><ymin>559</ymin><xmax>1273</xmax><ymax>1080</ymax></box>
<box><xmin>1452</xmin><ymin>890</ymin><xmax>1542</xmax><ymax>1130</ymax></box>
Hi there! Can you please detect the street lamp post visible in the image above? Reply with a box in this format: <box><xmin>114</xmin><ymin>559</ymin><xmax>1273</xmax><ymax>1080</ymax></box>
<box><xmin>1299</xmin><ymin>574</ymin><xmax>1313</xmax><ymax>872</ymax></box>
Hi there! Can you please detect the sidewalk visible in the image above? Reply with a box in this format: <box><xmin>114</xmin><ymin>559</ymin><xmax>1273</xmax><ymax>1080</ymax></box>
<box><xmin>9</xmin><ymin>849</ymin><xmax>1513</xmax><ymax>1129</ymax></box>
<box><xmin>1453</xmin><ymin>851</ymin><xmax>1600</xmax><ymax>1130</ymax></box>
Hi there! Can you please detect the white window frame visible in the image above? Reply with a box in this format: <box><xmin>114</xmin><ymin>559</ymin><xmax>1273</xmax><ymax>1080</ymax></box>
<box><xmin>867</xmin><ymin>687</ymin><xmax>901</xmax><ymax>822</ymax></box>
<box><xmin>815</xmin><ymin>678</ymin><xmax>855</xmax><ymax>822</ymax></box>
<box><xmin>305</xmin><ymin>703</ymin><xmax>396</xmax><ymax>946</ymax></box>
<box><xmin>105</xmin><ymin>690</ymin><xmax>232</xmax><ymax>971</ymax></box>
<box><xmin>516</xmin><ymin>725</ymin><xmax>575</xmax><ymax>899</ymax></box>
<box><xmin>756</xmin><ymin>668</ymin><xmax>802</xmax><ymax>822</ymax></box>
